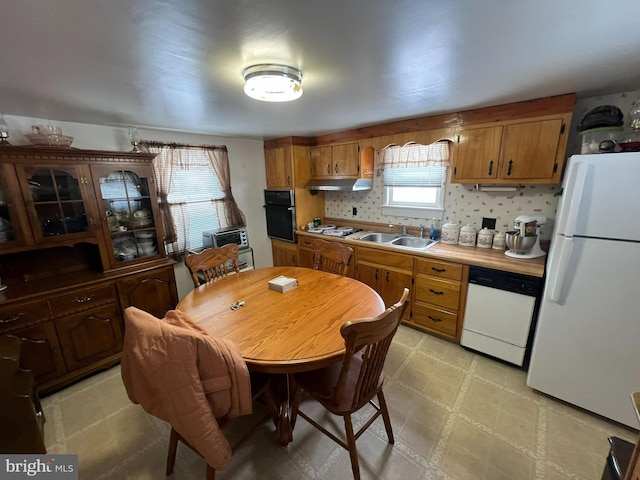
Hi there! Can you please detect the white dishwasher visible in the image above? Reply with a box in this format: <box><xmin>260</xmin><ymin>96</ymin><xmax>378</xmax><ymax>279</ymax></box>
<box><xmin>460</xmin><ymin>266</ymin><xmax>541</xmax><ymax>366</ymax></box>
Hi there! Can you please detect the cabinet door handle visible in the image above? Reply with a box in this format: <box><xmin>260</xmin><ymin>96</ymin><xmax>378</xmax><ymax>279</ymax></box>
<box><xmin>429</xmin><ymin>289</ymin><xmax>444</xmax><ymax>296</ymax></box>
<box><xmin>431</xmin><ymin>267</ymin><xmax>446</xmax><ymax>273</ymax></box>
<box><xmin>386</xmin><ymin>271</ymin><xmax>389</xmax><ymax>282</ymax></box>
<box><xmin>327</xmin><ymin>164</ymin><xmax>331</xmax><ymax>174</ymax></box>
<box><xmin>488</xmin><ymin>160</ymin><xmax>494</xmax><ymax>176</ymax></box>
<box><xmin>73</xmin><ymin>295</ymin><xmax>94</xmax><ymax>304</ymax></box>
<box><xmin>507</xmin><ymin>159</ymin><xmax>513</xmax><ymax>176</ymax></box>
<box><xmin>0</xmin><ymin>313</ymin><xmax>24</xmax><ymax>324</ymax></box>
<box><xmin>375</xmin><ymin>269</ymin><xmax>378</xmax><ymax>281</ymax></box>
<box><xmin>334</xmin><ymin>163</ymin><xmax>339</xmax><ymax>174</ymax></box>
<box><xmin>287</xmin><ymin>176</ymin><xmax>291</xmax><ymax>185</ymax></box>
<box><xmin>428</xmin><ymin>315</ymin><xmax>442</xmax><ymax>322</ymax></box>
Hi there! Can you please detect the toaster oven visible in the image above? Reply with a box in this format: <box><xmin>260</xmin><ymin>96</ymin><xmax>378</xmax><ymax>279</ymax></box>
<box><xmin>202</xmin><ymin>226</ymin><xmax>249</xmax><ymax>249</ymax></box>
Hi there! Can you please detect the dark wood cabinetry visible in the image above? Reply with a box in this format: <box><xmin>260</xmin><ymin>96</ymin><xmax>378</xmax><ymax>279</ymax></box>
<box><xmin>116</xmin><ymin>266</ymin><xmax>179</xmax><ymax>319</ymax></box>
<box><xmin>0</xmin><ymin>146</ymin><xmax>178</xmax><ymax>394</ymax></box>
<box><xmin>0</xmin><ymin>336</ymin><xmax>46</xmax><ymax>453</ymax></box>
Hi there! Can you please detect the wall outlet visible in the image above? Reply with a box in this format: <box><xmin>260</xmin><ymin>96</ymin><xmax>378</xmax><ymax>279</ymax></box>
<box><xmin>482</xmin><ymin>217</ymin><xmax>497</xmax><ymax>229</ymax></box>
<box><xmin>352</xmin><ymin>207</ymin><xmax>357</xmax><ymax>216</ymax></box>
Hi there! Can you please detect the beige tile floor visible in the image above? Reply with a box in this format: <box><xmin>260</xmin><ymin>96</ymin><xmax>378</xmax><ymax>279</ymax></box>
<box><xmin>41</xmin><ymin>325</ymin><xmax>637</xmax><ymax>479</ymax></box>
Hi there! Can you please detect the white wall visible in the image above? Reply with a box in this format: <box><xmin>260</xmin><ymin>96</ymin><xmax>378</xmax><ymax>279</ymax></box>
<box><xmin>4</xmin><ymin>115</ymin><xmax>271</xmax><ymax>299</ymax></box>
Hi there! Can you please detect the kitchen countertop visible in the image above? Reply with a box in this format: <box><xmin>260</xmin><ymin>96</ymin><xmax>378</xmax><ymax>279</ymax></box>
<box><xmin>296</xmin><ymin>229</ymin><xmax>546</xmax><ymax>278</ymax></box>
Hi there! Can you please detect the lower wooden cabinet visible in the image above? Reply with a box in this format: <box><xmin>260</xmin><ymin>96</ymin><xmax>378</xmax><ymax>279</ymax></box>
<box><xmin>0</xmin><ymin>336</ymin><xmax>46</xmax><ymax>453</ymax></box>
<box><xmin>0</xmin><ymin>263</ymin><xmax>178</xmax><ymax>394</ymax></box>
<box><xmin>355</xmin><ymin>247</ymin><xmax>412</xmax><ymax>318</ymax></box>
<box><xmin>16</xmin><ymin>322</ymin><xmax>67</xmax><ymax>385</ymax></box>
<box><xmin>410</xmin><ymin>258</ymin><xmax>468</xmax><ymax>341</ymax></box>
<box><xmin>116</xmin><ymin>266</ymin><xmax>178</xmax><ymax>319</ymax></box>
<box><xmin>289</xmin><ymin>234</ymin><xmax>472</xmax><ymax>343</ymax></box>
<box><xmin>55</xmin><ymin>303</ymin><xmax>123</xmax><ymax>371</ymax></box>
<box><xmin>272</xmin><ymin>239</ymin><xmax>297</xmax><ymax>266</ymax></box>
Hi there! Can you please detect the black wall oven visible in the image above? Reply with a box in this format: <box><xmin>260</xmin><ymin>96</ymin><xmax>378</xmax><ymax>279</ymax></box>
<box><xmin>264</xmin><ymin>189</ymin><xmax>296</xmax><ymax>242</ymax></box>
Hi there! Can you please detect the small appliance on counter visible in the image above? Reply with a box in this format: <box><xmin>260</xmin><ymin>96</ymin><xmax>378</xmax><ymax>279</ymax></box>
<box><xmin>505</xmin><ymin>214</ymin><xmax>547</xmax><ymax>259</ymax></box>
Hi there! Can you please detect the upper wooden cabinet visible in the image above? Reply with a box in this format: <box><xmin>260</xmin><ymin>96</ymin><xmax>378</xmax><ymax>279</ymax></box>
<box><xmin>15</xmin><ymin>163</ymin><xmax>101</xmax><ymax>245</ymax></box>
<box><xmin>451</xmin><ymin>114</ymin><xmax>571</xmax><ymax>184</ymax></box>
<box><xmin>309</xmin><ymin>142</ymin><xmax>373</xmax><ymax>179</ymax></box>
<box><xmin>90</xmin><ymin>164</ymin><xmax>165</xmax><ymax>270</ymax></box>
<box><xmin>264</xmin><ymin>144</ymin><xmax>317</xmax><ymax>189</ymax></box>
<box><xmin>0</xmin><ymin>164</ymin><xmax>33</xmax><ymax>249</ymax></box>
<box><xmin>265</xmin><ymin>146</ymin><xmax>294</xmax><ymax>188</ymax></box>
<box><xmin>0</xmin><ymin>147</ymin><xmax>165</xmax><ymax>269</ymax></box>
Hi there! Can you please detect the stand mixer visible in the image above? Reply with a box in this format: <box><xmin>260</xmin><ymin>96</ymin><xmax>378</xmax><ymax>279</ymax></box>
<box><xmin>505</xmin><ymin>214</ymin><xmax>547</xmax><ymax>259</ymax></box>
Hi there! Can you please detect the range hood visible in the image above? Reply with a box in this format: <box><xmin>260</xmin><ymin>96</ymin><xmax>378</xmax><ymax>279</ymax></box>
<box><xmin>306</xmin><ymin>178</ymin><xmax>373</xmax><ymax>191</ymax></box>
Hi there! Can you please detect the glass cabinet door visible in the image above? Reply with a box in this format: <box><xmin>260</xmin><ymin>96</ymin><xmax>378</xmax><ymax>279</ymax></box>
<box><xmin>0</xmin><ymin>164</ymin><xmax>33</xmax><ymax>249</ymax></box>
<box><xmin>16</xmin><ymin>165</ymin><xmax>96</xmax><ymax>243</ymax></box>
<box><xmin>93</xmin><ymin>166</ymin><xmax>163</xmax><ymax>265</ymax></box>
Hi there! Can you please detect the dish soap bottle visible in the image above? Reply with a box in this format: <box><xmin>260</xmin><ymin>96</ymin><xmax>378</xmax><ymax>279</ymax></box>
<box><xmin>429</xmin><ymin>218</ymin><xmax>439</xmax><ymax>240</ymax></box>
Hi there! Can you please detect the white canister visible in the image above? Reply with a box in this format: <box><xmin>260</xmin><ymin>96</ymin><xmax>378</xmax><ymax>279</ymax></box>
<box><xmin>492</xmin><ymin>231</ymin><xmax>506</xmax><ymax>250</ymax></box>
<box><xmin>477</xmin><ymin>228</ymin><xmax>494</xmax><ymax>248</ymax></box>
<box><xmin>441</xmin><ymin>222</ymin><xmax>460</xmax><ymax>245</ymax></box>
<box><xmin>458</xmin><ymin>224</ymin><xmax>477</xmax><ymax>247</ymax></box>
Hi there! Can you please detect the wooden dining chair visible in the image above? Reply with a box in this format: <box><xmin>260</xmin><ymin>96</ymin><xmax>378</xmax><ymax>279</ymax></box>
<box><xmin>121</xmin><ymin>307</ymin><xmax>278</xmax><ymax>480</ymax></box>
<box><xmin>166</xmin><ymin>374</ymin><xmax>277</xmax><ymax>480</ymax></box>
<box><xmin>291</xmin><ymin>288</ymin><xmax>410</xmax><ymax>480</ymax></box>
<box><xmin>185</xmin><ymin>244</ymin><xmax>240</xmax><ymax>287</ymax></box>
<box><xmin>311</xmin><ymin>237</ymin><xmax>353</xmax><ymax>276</ymax></box>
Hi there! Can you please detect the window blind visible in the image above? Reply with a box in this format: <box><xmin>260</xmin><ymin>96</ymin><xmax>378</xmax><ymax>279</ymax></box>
<box><xmin>383</xmin><ymin>166</ymin><xmax>446</xmax><ymax>187</ymax></box>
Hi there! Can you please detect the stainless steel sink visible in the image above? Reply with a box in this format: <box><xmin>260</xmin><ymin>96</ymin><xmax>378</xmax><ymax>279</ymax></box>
<box><xmin>358</xmin><ymin>232</ymin><xmax>399</xmax><ymax>243</ymax></box>
<box><xmin>390</xmin><ymin>237</ymin><xmax>436</xmax><ymax>249</ymax></box>
<box><xmin>355</xmin><ymin>232</ymin><xmax>438</xmax><ymax>250</ymax></box>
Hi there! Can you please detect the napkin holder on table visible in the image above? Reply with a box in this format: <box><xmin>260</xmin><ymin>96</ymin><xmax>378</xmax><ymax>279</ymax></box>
<box><xmin>268</xmin><ymin>276</ymin><xmax>298</xmax><ymax>293</ymax></box>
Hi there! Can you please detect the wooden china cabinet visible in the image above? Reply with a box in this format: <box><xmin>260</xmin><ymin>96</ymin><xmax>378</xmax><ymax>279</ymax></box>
<box><xmin>0</xmin><ymin>146</ymin><xmax>178</xmax><ymax>394</ymax></box>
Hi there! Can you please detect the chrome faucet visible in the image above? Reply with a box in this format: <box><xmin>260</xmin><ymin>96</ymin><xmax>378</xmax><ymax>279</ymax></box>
<box><xmin>388</xmin><ymin>224</ymin><xmax>407</xmax><ymax>235</ymax></box>
<box><xmin>419</xmin><ymin>224</ymin><xmax>425</xmax><ymax>238</ymax></box>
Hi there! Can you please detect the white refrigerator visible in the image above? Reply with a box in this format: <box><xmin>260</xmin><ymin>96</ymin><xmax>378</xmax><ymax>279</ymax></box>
<box><xmin>526</xmin><ymin>152</ymin><xmax>640</xmax><ymax>428</ymax></box>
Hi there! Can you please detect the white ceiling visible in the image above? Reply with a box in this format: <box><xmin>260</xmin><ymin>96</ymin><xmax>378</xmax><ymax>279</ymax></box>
<box><xmin>3</xmin><ymin>0</ymin><xmax>640</xmax><ymax>140</ymax></box>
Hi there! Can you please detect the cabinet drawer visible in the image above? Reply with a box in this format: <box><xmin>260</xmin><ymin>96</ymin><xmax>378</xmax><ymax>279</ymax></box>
<box><xmin>356</xmin><ymin>247</ymin><xmax>413</xmax><ymax>270</ymax></box>
<box><xmin>0</xmin><ymin>300</ymin><xmax>50</xmax><ymax>332</ymax></box>
<box><xmin>415</xmin><ymin>275</ymin><xmax>460</xmax><ymax>310</ymax></box>
<box><xmin>49</xmin><ymin>284</ymin><xmax>116</xmax><ymax>316</ymax></box>
<box><xmin>415</xmin><ymin>258</ymin><xmax>463</xmax><ymax>281</ymax></box>
<box><xmin>412</xmin><ymin>303</ymin><xmax>458</xmax><ymax>337</ymax></box>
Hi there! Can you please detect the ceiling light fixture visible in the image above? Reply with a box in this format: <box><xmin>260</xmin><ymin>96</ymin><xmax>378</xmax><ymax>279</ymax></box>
<box><xmin>242</xmin><ymin>64</ymin><xmax>303</xmax><ymax>102</ymax></box>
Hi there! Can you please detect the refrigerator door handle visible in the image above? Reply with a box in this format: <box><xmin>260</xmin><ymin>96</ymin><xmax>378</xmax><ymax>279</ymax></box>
<box><xmin>563</xmin><ymin>162</ymin><xmax>589</xmax><ymax>238</ymax></box>
<box><xmin>548</xmin><ymin>236</ymin><xmax>573</xmax><ymax>302</ymax></box>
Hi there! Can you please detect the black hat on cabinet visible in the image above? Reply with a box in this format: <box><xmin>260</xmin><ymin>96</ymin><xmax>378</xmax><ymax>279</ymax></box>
<box><xmin>578</xmin><ymin>105</ymin><xmax>624</xmax><ymax>132</ymax></box>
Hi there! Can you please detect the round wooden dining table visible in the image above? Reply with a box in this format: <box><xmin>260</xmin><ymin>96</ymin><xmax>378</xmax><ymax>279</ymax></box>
<box><xmin>177</xmin><ymin>266</ymin><xmax>385</xmax><ymax>372</ymax></box>
<box><xmin>176</xmin><ymin>266</ymin><xmax>385</xmax><ymax>444</ymax></box>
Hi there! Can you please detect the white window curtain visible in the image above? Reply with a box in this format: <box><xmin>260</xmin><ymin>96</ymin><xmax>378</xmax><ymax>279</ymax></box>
<box><xmin>380</xmin><ymin>140</ymin><xmax>451</xmax><ymax>186</ymax></box>
<box><xmin>141</xmin><ymin>142</ymin><xmax>245</xmax><ymax>258</ymax></box>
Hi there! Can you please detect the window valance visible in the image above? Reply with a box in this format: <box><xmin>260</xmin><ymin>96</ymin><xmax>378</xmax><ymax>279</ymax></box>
<box><xmin>379</xmin><ymin>140</ymin><xmax>452</xmax><ymax>170</ymax></box>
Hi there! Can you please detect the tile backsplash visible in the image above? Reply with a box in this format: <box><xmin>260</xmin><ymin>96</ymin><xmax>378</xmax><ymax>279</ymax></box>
<box><xmin>325</xmin><ymin>88</ymin><xmax>640</xmax><ymax>241</ymax></box>
<box><xmin>324</xmin><ymin>172</ymin><xmax>560</xmax><ymax>240</ymax></box>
